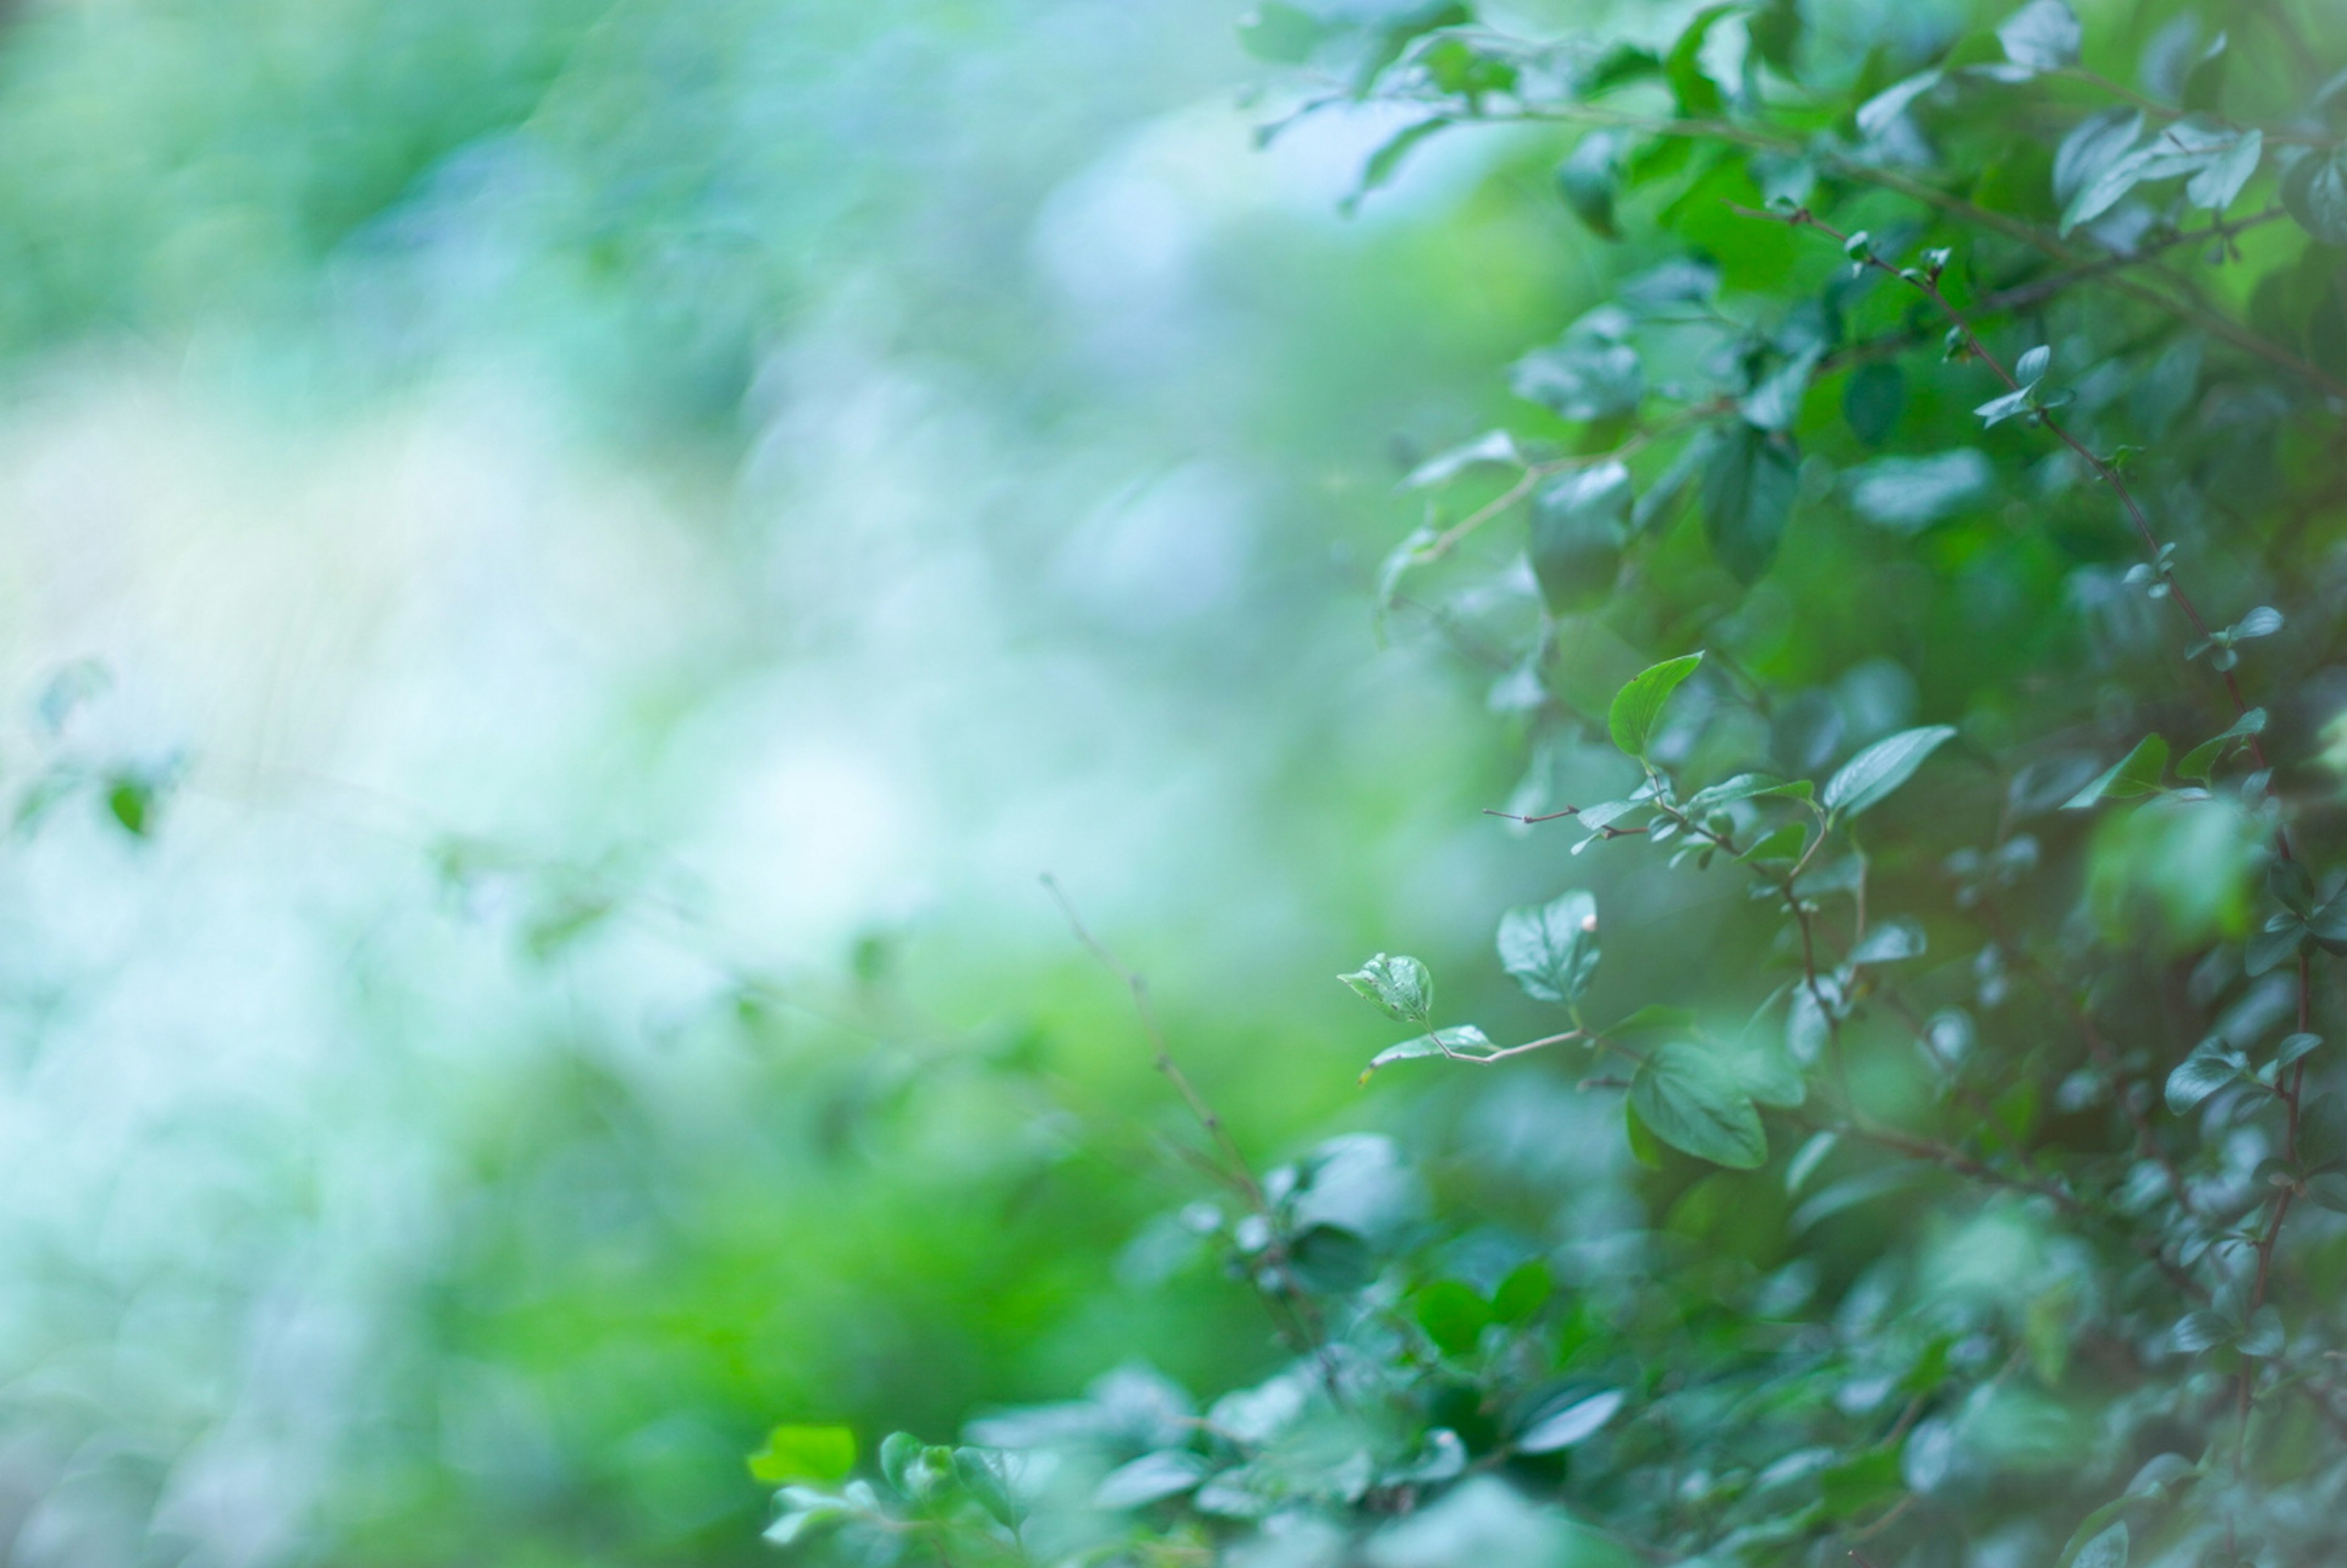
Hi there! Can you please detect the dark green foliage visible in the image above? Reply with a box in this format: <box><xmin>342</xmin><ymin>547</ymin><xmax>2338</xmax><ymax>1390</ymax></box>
<box><xmin>758</xmin><ymin>1</ymin><xmax>2347</xmax><ymax>1566</ymax></box>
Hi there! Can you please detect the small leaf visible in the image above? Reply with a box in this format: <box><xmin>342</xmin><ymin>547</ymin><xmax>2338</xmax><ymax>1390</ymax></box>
<box><xmin>1664</xmin><ymin>4</ymin><xmax>1733</xmax><ymax>117</ymax></box>
<box><xmin>1824</xmin><ymin>725</ymin><xmax>1958</xmax><ymax>818</ymax></box>
<box><xmin>1415</xmin><ymin>1280</ymin><xmax>1495</xmax><ymax>1356</ymax></box>
<box><xmin>1093</xmin><ymin>1450</ymin><xmax>1211</xmax><ymax>1510</ymax></box>
<box><xmin>2283</xmin><ymin>147</ymin><xmax>2347</xmax><ymax>246</ymax></box>
<box><xmin>1848</xmin><ymin>919</ymin><xmax>1926</xmax><ymax>965</ymax></box>
<box><xmin>1288</xmin><ymin>1223</ymin><xmax>1378</xmax><ymax>1294</ymax></box>
<box><xmin>1685</xmin><ymin>773</ymin><xmax>1812</xmax><ymax>810</ymax></box>
<box><xmin>2165</xmin><ymin>1038</ymin><xmax>2246</xmax><ymax>1115</ymax></box>
<box><xmin>1402</xmin><ymin>430</ymin><xmax>1520</xmax><ymax>489</ymax></box>
<box><xmin>1608</xmin><ymin>653</ymin><xmax>1704</xmax><ymax>758</ymax></box>
<box><xmin>2014</xmin><ymin>345</ymin><xmax>2052</xmax><ymax>386</ymax></box>
<box><xmin>2176</xmin><ymin>708</ymin><xmax>2265</xmax><ymax>783</ymax></box>
<box><xmin>2237</xmin><ymin>1306</ymin><xmax>2285</xmax><ymax>1358</ymax></box>
<box><xmin>2072</xmin><ymin>1519</ymin><xmax>2129</xmax><ymax>1568</ymax></box>
<box><xmin>953</xmin><ymin>1448</ymin><xmax>1023</xmax><ymax>1529</ymax></box>
<box><xmin>1361</xmin><ymin>1025</ymin><xmax>1497</xmax><ymax>1083</ymax></box>
<box><xmin>1855</xmin><ymin>70</ymin><xmax>1942</xmax><ymax>139</ymax></box>
<box><xmin>2248</xmin><ymin>917</ymin><xmax>2309</xmax><ymax>976</ymax></box>
<box><xmin>1529</xmin><ymin>461</ymin><xmax>1631</xmax><ymax>613</ymax></box>
<box><xmin>1491</xmin><ymin>1261</ymin><xmax>1551</xmax><ymax>1323</ymax></box>
<box><xmin>1341</xmin><ymin>954</ymin><xmax>1433</xmax><ymax>1024</ymax></box>
<box><xmin>1975</xmin><ymin>385</ymin><xmax>2038</xmax><ymax>427</ymax></box>
<box><xmin>1997</xmin><ymin>0</ymin><xmax>2081</xmax><ymax>73</ymax></box>
<box><xmin>1516</xmin><ymin>1388</ymin><xmax>1625</xmax><ymax>1452</ymax></box>
<box><xmin>1511</xmin><ymin>312</ymin><xmax>1643</xmax><ymax>421</ymax></box>
<box><xmin>2231</xmin><ymin>606</ymin><xmax>2283</xmax><ymax>640</ymax></box>
<box><xmin>2307</xmin><ymin>1172</ymin><xmax>2347</xmax><ymax>1213</ymax></box>
<box><xmin>1346</xmin><ymin>119</ymin><xmax>1452</xmax><ymax>211</ymax></box>
<box><xmin>2170</xmin><ymin>1310</ymin><xmax>2238</xmax><ymax>1354</ymax></box>
<box><xmin>1700</xmin><ymin>423</ymin><xmax>1799</xmax><ymax>584</ymax></box>
<box><xmin>749</xmin><ymin>1425</ymin><xmax>857</xmax><ymax>1486</ymax></box>
<box><xmin>1555</xmin><ymin>132</ymin><xmax>1625</xmax><ymax>239</ymax></box>
<box><xmin>2275</xmin><ymin>1032</ymin><xmax>2323</xmax><ymax>1071</ymax></box>
<box><xmin>1786</xmin><ymin>1129</ymin><xmax>1837</xmax><ymax>1194</ymax></box>
<box><xmin>2186</xmin><ymin>128</ymin><xmax>2261</xmax><ymax>211</ymax></box>
<box><xmin>1845</xmin><ymin>450</ymin><xmax>1993</xmax><ymax>533</ymax></box>
<box><xmin>1843</xmin><ymin>362</ymin><xmax>1904</xmax><ymax>446</ymax></box>
<box><xmin>1497</xmin><ymin>890</ymin><xmax>1601</xmax><ymax>1005</ymax></box>
<box><xmin>1631</xmin><ymin>1042</ymin><xmax>1766</xmax><ymax>1168</ymax></box>
<box><xmin>2054</xmin><ymin>109</ymin><xmax>2143</xmax><ymax>208</ymax></box>
<box><xmin>2062</xmin><ymin>735</ymin><xmax>2169</xmax><ymax>808</ymax></box>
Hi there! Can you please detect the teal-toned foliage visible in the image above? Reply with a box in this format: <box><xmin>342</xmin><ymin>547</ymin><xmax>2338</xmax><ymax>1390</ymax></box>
<box><xmin>756</xmin><ymin>1</ymin><xmax>2347</xmax><ymax>1564</ymax></box>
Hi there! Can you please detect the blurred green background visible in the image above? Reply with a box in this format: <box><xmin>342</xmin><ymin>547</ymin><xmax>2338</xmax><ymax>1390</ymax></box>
<box><xmin>0</xmin><ymin>0</ymin><xmax>1669</xmax><ymax>1563</ymax></box>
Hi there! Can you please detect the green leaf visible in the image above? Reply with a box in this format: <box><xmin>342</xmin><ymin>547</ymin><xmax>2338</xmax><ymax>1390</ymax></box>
<box><xmin>1685</xmin><ymin>773</ymin><xmax>1811</xmax><ymax>810</ymax></box>
<box><xmin>1341</xmin><ymin>953</ymin><xmax>1433</xmax><ymax>1024</ymax></box>
<box><xmin>2165</xmin><ymin>1037</ymin><xmax>2246</xmax><ymax>1115</ymax></box>
<box><xmin>1496</xmin><ymin>890</ymin><xmax>1600</xmax><ymax>1004</ymax></box>
<box><xmin>2176</xmin><ymin>708</ymin><xmax>2265</xmax><ymax>783</ymax></box>
<box><xmin>2169</xmin><ymin>1310</ymin><xmax>2238</xmax><ymax>1353</ymax></box>
<box><xmin>1607</xmin><ymin>652</ymin><xmax>1703</xmax><ymax>758</ymax></box>
<box><xmin>2275</xmin><ymin>1031</ymin><xmax>2323</xmax><ymax>1071</ymax></box>
<box><xmin>1528</xmin><ymin>461</ymin><xmax>1630</xmax><ymax>612</ymax></box>
<box><xmin>1415</xmin><ymin>1280</ymin><xmax>1494</xmax><ymax>1356</ymax></box>
<box><xmin>1516</xmin><ymin>1388</ymin><xmax>1624</xmax><ymax>1452</ymax></box>
<box><xmin>2072</xmin><ymin>1520</ymin><xmax>2129</xmax><ymax>1568</ymax></box>
<box><xmin>1346</xmin><ymin>119</ymin><xmax>1451</xmax><ymax>212</ymax></box>
<box><xmin>1664</xmin><ymin>4</ymin><xmax>1733</xmax><ymax>117</ymax></box>
<box><xmin>2238</xmin><ymin>1305</ymin><xmax>2285</xmax><ymax>1358</ymax></box>
<box><xmin>1848</xmin><ymin>918</ymin><xmax>1925</xmax><ymax>964</ymax></box>
<box><xmin>1631</xmin><ymin>1042</ymin><xmax>1766</xmax><ymax>1168</ymax></box>
<box><xmin>1510</xmin><ymin>312</ymin><xmax>1642</xmax><ymax>421</ymax></box>
<box><xmin>1700</xmin><ymin>423</ymin><xmax>1799</xmax><ymax>584</ymax></box>
<box><xmin>1403</xmin><ymin>430</ymin><xmax>1520</xmax><ymax>489</ymax></box>
<box><xmin>1842</xmin><ymin>362</ymin><xmax>1904</xmax><ymax>446</ymax></box>
<box><xmin>1361</xmin><ymin>1025</ymin><xmax>1497</xmax><ymax>1083</ymax></box>
<box><xmin>2283</xmin><ymin>147</ymin><xmax>2347</xmax><ymax>245</ymax></box>
<box><xmin>2308</xmin><ymin>1172</ymin><xmax>2347</xmax><ymax>1213</ymax></box>
<box><xmin>2248</xmin><ymin>915</ymin><xmax>2308</xmax><ymax>976</ymax></box>
<box><xmin>748</xmin><ymin>1424</ymin><xmax>857</xmax><ymax>1486</ymax></box>
<box><xmin>2062</xmin><ymin>735</ymin><xmax>2168</xmax><ymax>808</ymax></box>
<box><xmin>106</xmin><ymin>776</ymin><xmax>155</xmax><ymax>838</ymax></box>
<box><xmin>1823</xmin><ymin>725</ymin><xmax>1958</xmax><ymax>818</ymax></box>
<box><xmin>1491</xmin><ymin>1261</ymin><xmax>1551</xmax><ymax>1323</ymax></box>
<box><xmin>1235</xmin><ymin>2</ymin><xmax>1326</xmax><ymax>63</ymax></box>
<box><xmin>1998</xmin><ymin>0</ymin><xmax>2081</xmax><ymax>73</ymax></box>
<box><xmin>1856</xmin><ymin>70</ymin><xmax>1941</xmax><ymax>139</ymax></box>
<box><xmin>1845</xmin><ymin>450</ymin><xmax>1993</xmax><ymax>532</ymax></box>
<box><xmin>1288</xmin><ymin>1223</ymin><xmax>1378</xmax><ymax>1293</ymax></box>
<box><xmin>1578</xmin><ymin>41</ymin><xmax>1660</xmax><ymax>97</ymax></box>
<box><xmin>1555</xmin><ymin>132</ymin><xmax>1623</xmax><ymax>239</ymax></box>
<box><xmin>1092</xmin><ymin>1451</ymin><xmax>1211</xmax><ymax>1510</ymax></box>
<box><xmin>953</xmin><ymin>1447</ymin><xmax>1023</xmax><ymax>1529</ymax></box>
<box><xmin>2054</xmin><ymin>109</ymin><xmax>2143</xmax><ymax>209</ymax></box>
<box><xmin>2186</xmin><ymin>128</ymin><xmax>2261</xmax><ymax>211</ymax></box>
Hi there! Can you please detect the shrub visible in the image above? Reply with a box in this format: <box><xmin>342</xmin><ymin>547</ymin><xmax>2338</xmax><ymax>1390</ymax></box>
<box><xmin>758</xmin><ymin>2</ymin><xmax>2347</xmax><ymax>1563</ymax></box>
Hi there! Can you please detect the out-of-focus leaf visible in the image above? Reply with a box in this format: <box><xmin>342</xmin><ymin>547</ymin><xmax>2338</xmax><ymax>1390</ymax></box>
<box><xmin>1528</xmin><ymin>460</ymin><xmax>1630</xmax><ymax>612</ymax></box>
<box><xmin>2063</xmin><ymin>735</ymin><xmax>2168</xmax><ymax>808</ymax></box>
<box><xmin>1845</xmin><ymin>450</ymin><xmax>1991</xmax><ymax>532</ymax></box>
<box><xmin>1700</xmin><ymin>423</ymin><xmax>1798</xmax><ymax>583</ymax></box>
<box><xmin>1843</xmin><ymin>362</ymin><xmax>1904</xmax><ymax>445</ymax></box>
<box><xmin>1631</xmin><ymin>1042</ymin><xmax>1765</xmax><ymax>1167</ymax></box>
<box><xmin>1516</xmin><ymin>1388</ymin><xmax>1624</xmax><ymax>1452</ymax></box>
<box><xmin>748</xmin><ymin>1425</ymin><xmax>856</xmax><ymax>1486</ymax></box>
<box><xmin>1998</xmin><ymin>0</ymin><xmax>2082</xmax><ymax>73</ymax></box>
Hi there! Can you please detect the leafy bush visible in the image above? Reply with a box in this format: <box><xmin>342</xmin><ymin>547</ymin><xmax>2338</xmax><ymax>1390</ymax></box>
<box><xmin>757</xmin><ymin>1</ymin><xmax>2347</xmax><ymax>1564</ymax></box>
